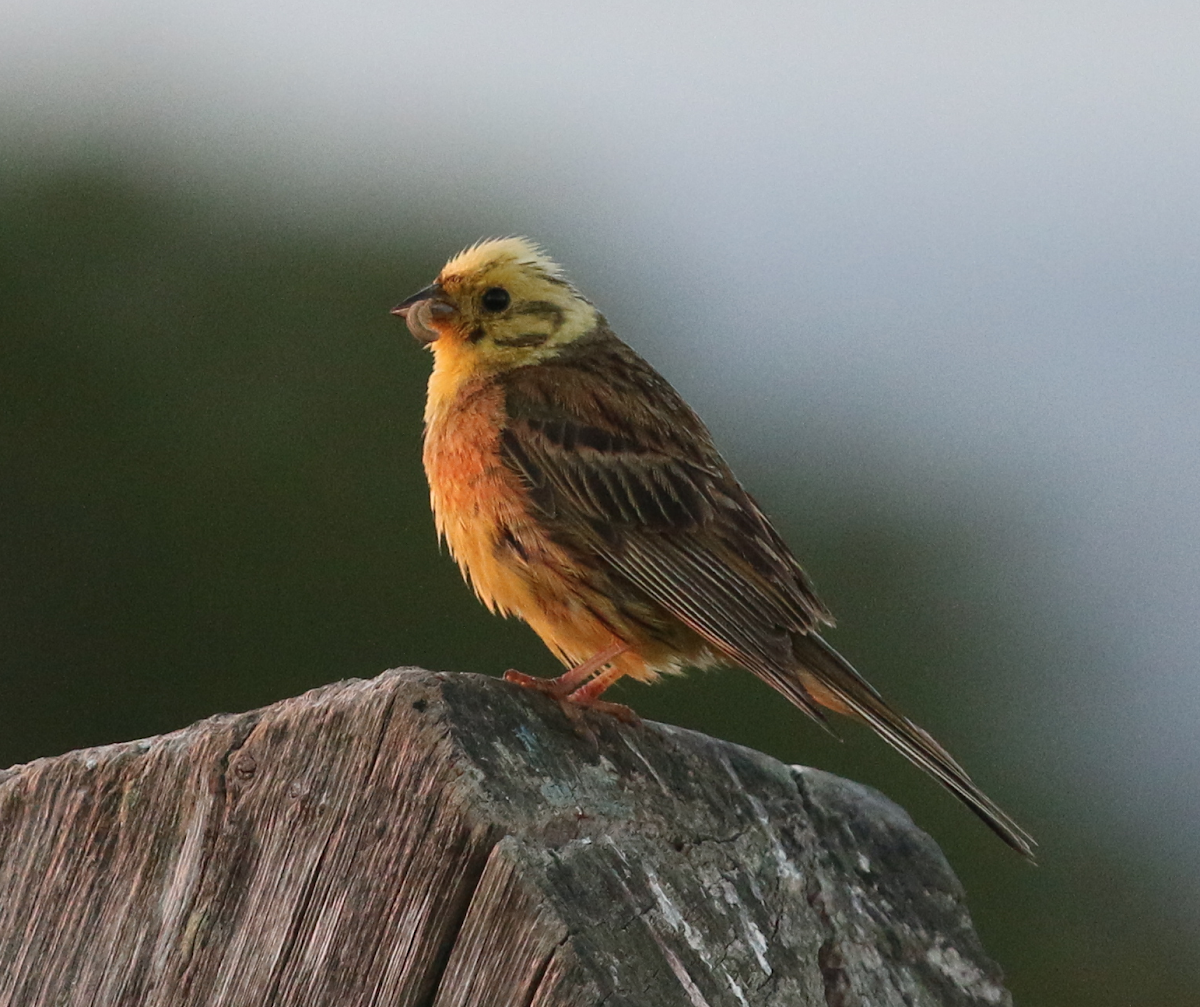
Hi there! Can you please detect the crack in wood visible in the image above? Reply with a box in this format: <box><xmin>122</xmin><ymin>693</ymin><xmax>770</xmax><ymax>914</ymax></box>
<box><xmin>261</xmin><ymin>688</ymin><xmax>408</xmax><ymax>1002</ymax></box>
<box><xmin>173</xmin><ymin>712</ymin><xmax>261</xmax><ymax>1003</ymax></box>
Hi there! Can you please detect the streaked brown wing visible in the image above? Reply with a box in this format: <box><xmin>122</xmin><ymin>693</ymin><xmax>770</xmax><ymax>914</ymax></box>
<box><xmin>499</xmin><ymin>326</ymin><xmax>832</xmax><ymax>694</ymax></box>
<box><xmin>499</xmin><ymin>329</ymin><xmax>1038</xmax><ymax>856</ymax></box>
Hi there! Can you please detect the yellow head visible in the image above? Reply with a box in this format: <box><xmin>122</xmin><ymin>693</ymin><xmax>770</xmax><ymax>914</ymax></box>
<box><xmin>392</xmin><ymin>237</ymin><xmax>598</xmax><ymax>374</ymax></box>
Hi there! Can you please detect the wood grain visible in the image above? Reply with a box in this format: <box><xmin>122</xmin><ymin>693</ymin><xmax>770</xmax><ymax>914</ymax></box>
<box><xmin>0</xmin><ymin>669</ymin><xmax>1012</xmax><ymax>1006</ymax></box>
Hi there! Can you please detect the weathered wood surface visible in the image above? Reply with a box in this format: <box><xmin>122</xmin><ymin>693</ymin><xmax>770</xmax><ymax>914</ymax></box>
<box><xmin>0</xmin><ymin>669</ymin><xmax>1011</xmax><ymax>1006</ymax></box>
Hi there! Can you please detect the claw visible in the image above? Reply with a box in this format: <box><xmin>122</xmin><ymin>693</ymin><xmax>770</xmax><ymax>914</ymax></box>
<box><xmin>503</xmin><ymin>669</ymin><xmax>559</xmax><ymax>693</ymax></box>
<box><xmin>572</xmin><ymin>697</ymin><xmax>640</xmax><ymax>725</ymax></box>
<box><xmin>502</xmin><ymin>665</ymin><xmax>640</xmax><ymax>726</ymax></box>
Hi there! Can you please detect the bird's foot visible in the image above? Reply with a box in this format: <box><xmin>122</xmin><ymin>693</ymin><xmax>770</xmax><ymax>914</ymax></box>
<box><xmin>503</xmin><ymin>669</ymin><xmax>640</xmax><ymax>726</ymax></box>
<box><xmin>567</xmin><ymin>694</ymin><xmax>640</xmax><ymax>725</ymax></box>
<box><xmin>503</xmin><ymin>668</ymin><xmax>573</xmax><ymax>698</ymax></box>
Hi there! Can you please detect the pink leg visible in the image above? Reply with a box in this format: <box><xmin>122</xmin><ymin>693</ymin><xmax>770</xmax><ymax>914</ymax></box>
<box><xmin>504</xmin><ymin>640</ymin><xmax>638</xmax><ymax>722</ymax></box>
<box><xmin>568</xmin><ymin>662</ymin><xmax>627</xmax><ymax>704</ymax></box>
<box><xmin>567</xmin><ymin>663</ymin><xmax>640</xmax><ymax>723</ymax></box>
<box><xmin>503</xmin><ymin>639</ymin><xmax>628</xmax><ymax>697</ymax></box>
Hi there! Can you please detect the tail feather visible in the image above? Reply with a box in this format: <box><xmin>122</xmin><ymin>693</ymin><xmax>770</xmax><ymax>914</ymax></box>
<box><xmin>788</xmin><ymin>632</ymin><xmax>1037</xmax><ymax>861</ymax></box>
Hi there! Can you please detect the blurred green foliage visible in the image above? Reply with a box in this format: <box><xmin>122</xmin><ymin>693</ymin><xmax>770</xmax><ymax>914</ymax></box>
<box><xmin>0</xmin><ymin>153</ymin><xmax>1194</xmax><ymax>1005</ymax></box>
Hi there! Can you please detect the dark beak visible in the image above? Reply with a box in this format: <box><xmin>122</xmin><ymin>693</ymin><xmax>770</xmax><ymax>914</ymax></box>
<box><xmin>391</xmin><ymin>283</ymin><xmax>457</xmax><ymax>344</ymax></box>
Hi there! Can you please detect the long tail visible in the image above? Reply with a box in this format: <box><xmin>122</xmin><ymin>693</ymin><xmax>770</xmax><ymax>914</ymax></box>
<box><xmin>783</xmin><ymin>632</ymin><xmax>1037</xmax><ymax>861</ymax></box>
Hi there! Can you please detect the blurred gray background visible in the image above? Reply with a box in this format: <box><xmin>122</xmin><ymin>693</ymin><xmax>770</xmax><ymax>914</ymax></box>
<box><xmin>2</xmin><ymin>1</ymin><xmax>1197</xmax><ymax>1002</ymax></box>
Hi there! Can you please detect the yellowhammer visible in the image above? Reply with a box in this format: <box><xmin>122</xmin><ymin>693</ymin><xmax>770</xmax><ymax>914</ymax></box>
<box><xmin>393</xmin><ymin>236</ymin><xmax>1035</xmax><ymax>859</ymax></box>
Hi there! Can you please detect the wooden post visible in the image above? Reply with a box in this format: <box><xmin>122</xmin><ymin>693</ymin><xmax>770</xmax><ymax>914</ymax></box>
<box><xmin>0</xmin><ymin>669</ymin><xmax>1011</xmax><ymax>1006</ymax></box>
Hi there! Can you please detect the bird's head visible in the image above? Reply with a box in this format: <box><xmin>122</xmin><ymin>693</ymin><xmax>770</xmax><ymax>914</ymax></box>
<box><xmin>392</xmin><ymin>237</ymin><xmax>597</xmax><ymax>371</ymax></box>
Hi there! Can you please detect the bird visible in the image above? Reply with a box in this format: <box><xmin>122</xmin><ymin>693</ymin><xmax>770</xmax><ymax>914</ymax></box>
<box><xmin>392</xmin><ymin>236</ymin><xmax>1036</xmax><ymax>860</ymax></box>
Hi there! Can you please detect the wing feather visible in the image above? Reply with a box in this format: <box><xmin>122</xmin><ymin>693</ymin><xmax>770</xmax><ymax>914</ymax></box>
<box><xmin>498</xmin><ymin>327</ymin><xmax>832</xmax><ymax>665</ymax></box>
<box><xmin>496</xmin><ymin>326</ymin><xmax>1036</xmax><ymax>858</ymax></box>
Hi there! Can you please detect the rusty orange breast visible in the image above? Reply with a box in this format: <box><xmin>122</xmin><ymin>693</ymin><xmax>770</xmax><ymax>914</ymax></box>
<box><xmin>423</xmin><ymin>373</ymin><xmax>530</xmax><ymax>615</ymax></box>
<box><xmin>421</xmin><ymin>353</ymin><xmax>686</xmax><ymax>680</ymax></box>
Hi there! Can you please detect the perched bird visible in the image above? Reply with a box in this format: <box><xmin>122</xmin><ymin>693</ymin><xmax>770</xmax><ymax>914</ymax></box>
<box><xmin>393</xmin><ymin>237</ymin><xmax>1036</xmax><ymax>860</ymax></box>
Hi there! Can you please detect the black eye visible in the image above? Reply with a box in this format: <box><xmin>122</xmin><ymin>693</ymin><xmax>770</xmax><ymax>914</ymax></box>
<box><xmin>481</xmin><ymin>287</ymin><xmax>510</xmax><ymax>312</ymax></box>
